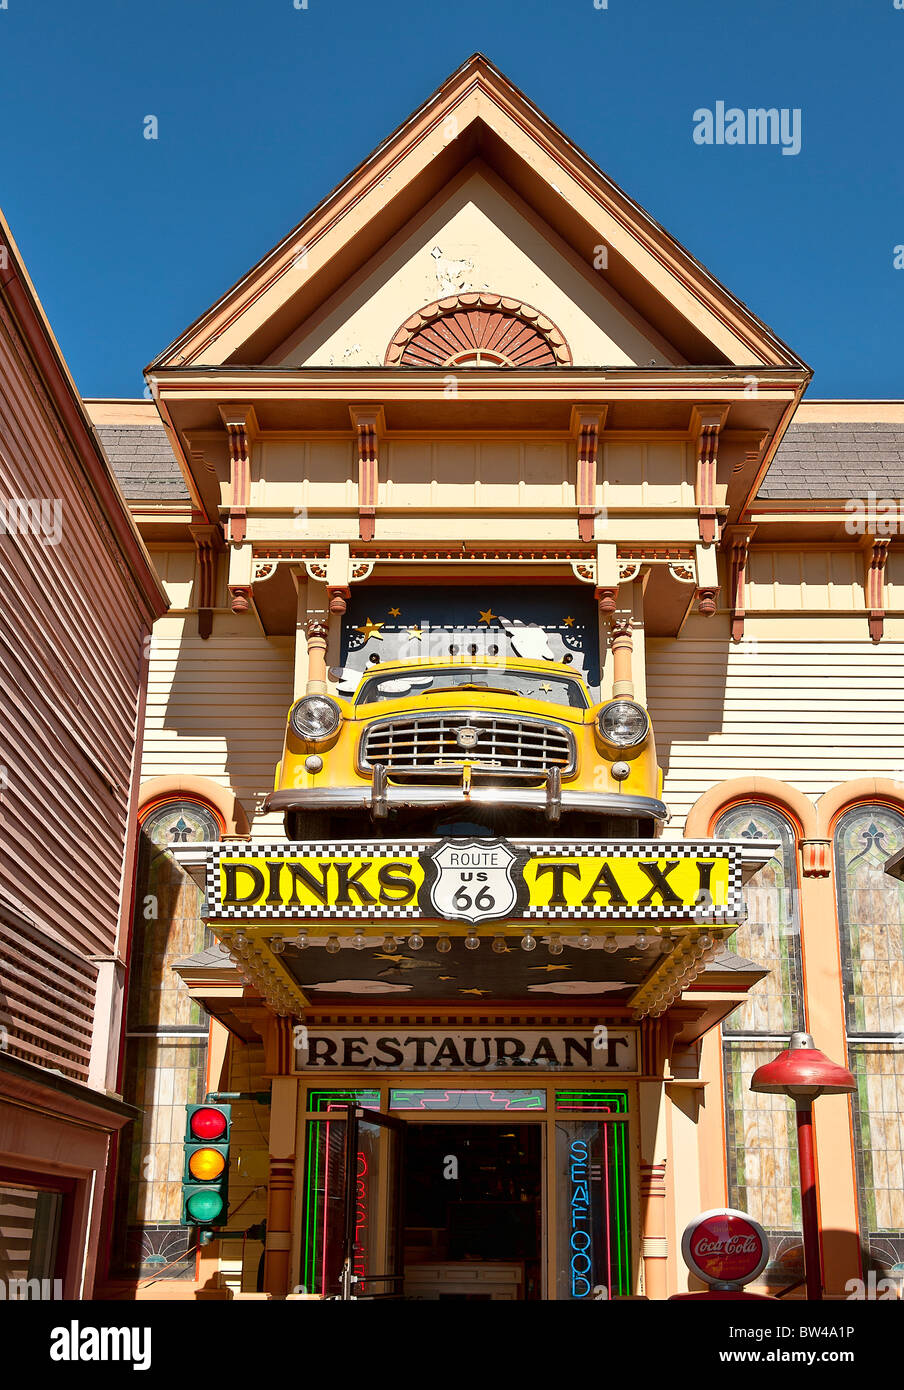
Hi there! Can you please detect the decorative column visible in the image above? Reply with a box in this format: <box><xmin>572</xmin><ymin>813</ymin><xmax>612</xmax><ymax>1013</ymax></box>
<box><xmin>637</xmin><ymin>1079</ymin><xmax>670</xmax><ymax>1299</ymax></box>
<box><xmin>690</xmin><ymin>405</ymin><xmax>729</xmax><ymax>544</ymax></box>
<box><xmin>571</xmin><ymin>406</ymin><xmax>607</xmax><ymax>542</ymax></box>
<box><xmin>190</xmin><ymin>524</ymin><xmax>224</xmax><ymax>639</ymax></box>
<box><xmin>256</xmin><ymin>1017</ymin><xmax>299</xmax><ymax>1298</ymax></box>
<box><xmin>866</xmin><ymin>537</ymin><xmax>890</xmax><ymax>643</ymax></box>
<box><xmin>350</xmin><ymin>406</ymin><xmax>385</xmax><ymax>542</ymax></box>
<box><xmin>610</xmin><ymin>619</ymin><xmax>634</xmax><ymax>698</ymax></box>
<box><xmin>593</xmin><ymin>542</ymin><xmax>619</xmax><ymax>615</ymax></box>
<box><xmin>227</xmin><ymin>540</ymin><xmax>254</xmax><ymax>616</ymax></box>
<box><xmin>220</xmin><ymin>407</ymin><xmax>258</xmax><ymax>546</ymax></box>
<box><xmin>305</xmin><ymin>619</ymin><xmax>329</xmax><ymax>694</ymax></box>
<box><xmin>695</xmin><ymin>540</ymin><xmax>720</xmax><ymax>617</ymax></box>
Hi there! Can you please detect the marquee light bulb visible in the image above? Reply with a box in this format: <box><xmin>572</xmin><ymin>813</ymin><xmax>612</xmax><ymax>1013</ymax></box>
<box><xmin>407</xmin><ymin>932</ymin><xmax>424</xmax><ymax>951</ymax></box>
<box><xmin>294</xmin><ymin>930</ymin><xmax>308</xmax><ymax>949</ymax></box>
<box><xmin>465</xmin><ymin>931</ymin><xmax>480</xmax><ymax>951</ymax></box>
<box><xmin>382</xmin><ymin>934</ymin><xmax>397</xmax><ymax>952</ymax></box>
<box><xmin>436</xmin><ymin>935</ymin><xmax>452</xmax><ymax>953</ymax></box>
<box><xmin>602</xmin><ymin>934</ymin><xmax>619</xmax><ymax>954</ymax></box>
<box><xmin>326</xmin><ymin>935</ymin><xmax>341</xmax><ymax>954</ymax></box>
<box><xmin>548</xmin><ymin>933</ymin><xmax>563</xmax><ymax>955</ymax></box>
<box><xmin>352</xmin><ymin>931</ymin><xmax>367</xmax><ymax>950</ymax></box>
<box><xmin>635</xmin><ymin>930</ymin><xmax>650</xmax><ymax>951</ymax></box>
<box><xmin>270</xmin><ymin>936</ymin><xmax>286</xmax><ymax>955</ymax></box>
<box><xmin>578</xmin><ymin>930</ymin><xmax>593</xmax><ymax>950</ymax></box>
<box><xmin>521</xmin><ymin>930</ymin><xmax>537</xmax><ymax>952</ymax></box>
<box><xmin>492</xmin><ymin>936</ymin><xmax>508</xmax><ymax>954</ymax></box>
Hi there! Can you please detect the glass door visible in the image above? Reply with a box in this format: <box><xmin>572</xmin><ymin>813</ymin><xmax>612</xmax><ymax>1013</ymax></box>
<box><xmin>341</xmin><ymin>1106</ymin><xmax>406</xmax><ymax>1300</ymax></box>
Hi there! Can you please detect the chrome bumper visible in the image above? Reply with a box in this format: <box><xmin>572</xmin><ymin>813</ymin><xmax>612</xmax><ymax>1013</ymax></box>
<box><xmin>264</xmin><ymin>783</ymin><xmax>668</xmax><ymax>824</ymax></box>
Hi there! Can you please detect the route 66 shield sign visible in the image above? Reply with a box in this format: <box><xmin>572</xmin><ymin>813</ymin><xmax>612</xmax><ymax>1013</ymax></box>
<box><xmin>418</xmin><ymin>839</ymin><xmax>526</xmax><ymax>924</ymax></box>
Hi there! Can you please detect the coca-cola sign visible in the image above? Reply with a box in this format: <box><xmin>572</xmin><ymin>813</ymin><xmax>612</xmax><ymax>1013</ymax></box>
<box><xmin>681</xmin><ymin>1209</ymin><xmax>769</xmax><ymax>1287</ymax></box>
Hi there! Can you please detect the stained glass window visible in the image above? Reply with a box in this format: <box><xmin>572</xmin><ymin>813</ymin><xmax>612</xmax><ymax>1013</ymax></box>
<box><xmin>715</xmin><ymin>803</ymin><xmax>804</xmax><ymax>1288</ymax></box>
<box><xmin>112</xmin><ymin>800</ymin><xmax>219</xmax><ymax>1279</ymax></box>
<box><xmin>715</xmin><ymin>804</ymin><xmax>803</xmax><ymax>1035</ymax></box>
<box><xmin>834</xmin><ymin>805</ymin><xmax>904</xmax><ymax>1274</ymax></box>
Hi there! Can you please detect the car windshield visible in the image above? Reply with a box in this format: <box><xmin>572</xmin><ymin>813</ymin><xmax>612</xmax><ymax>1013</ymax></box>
<box><xmin>355</xmin><ymin>667</ymin><xmax>588</xmax><ymax>709</ymax></box>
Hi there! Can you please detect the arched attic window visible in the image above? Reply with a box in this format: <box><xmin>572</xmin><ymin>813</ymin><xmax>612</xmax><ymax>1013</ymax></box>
<box><xmin>385</xmin><ymin>293</ymin><xmax>572</xmax><ymax>368</ymax></box>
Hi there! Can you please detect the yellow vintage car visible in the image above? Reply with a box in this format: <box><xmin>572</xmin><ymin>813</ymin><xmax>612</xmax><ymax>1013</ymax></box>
<box><xmin>265</xmin><ymin>656</ymin><xmax>666</xmax><ymax>839</ymax></box>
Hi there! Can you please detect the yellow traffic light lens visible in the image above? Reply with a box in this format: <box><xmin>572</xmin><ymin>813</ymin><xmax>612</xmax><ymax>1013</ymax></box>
<box><xmin>189</xmin><ymin>1147</ymin><xmax>226</xmax><ymax>1181</ymax></box>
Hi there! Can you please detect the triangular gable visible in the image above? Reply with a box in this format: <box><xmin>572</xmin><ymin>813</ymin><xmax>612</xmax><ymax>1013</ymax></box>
<box><xmin>149</xmin><ymin>54</ymin><xmax>805</xmax><ymax>374</ymax></box>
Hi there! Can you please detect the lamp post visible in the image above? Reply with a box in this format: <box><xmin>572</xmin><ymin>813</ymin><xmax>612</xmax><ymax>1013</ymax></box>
<box><xmin>750</xmin><ymin>1031</ymin><xmax>855</xmax><ymax>1301</ymax></box>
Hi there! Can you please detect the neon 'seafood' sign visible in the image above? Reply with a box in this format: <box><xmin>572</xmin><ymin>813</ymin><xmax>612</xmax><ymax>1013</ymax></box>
<box><xmin>569</xmin><ymin>1139</ymin><xmax>600</xmax><ymax>1299</ymax></box>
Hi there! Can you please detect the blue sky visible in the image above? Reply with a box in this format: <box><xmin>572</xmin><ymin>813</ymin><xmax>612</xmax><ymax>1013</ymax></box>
<box><xmin>1</xmin><ymin>0</ymin><xmax>901</xmax><ymax>398</ymax></box>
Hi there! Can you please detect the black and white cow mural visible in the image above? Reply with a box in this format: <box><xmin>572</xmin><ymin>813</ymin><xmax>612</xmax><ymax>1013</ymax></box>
<box><xmin>333</xmin><ymin>586</ymin><xmax>601</xmax><ymax>698</ymax></box>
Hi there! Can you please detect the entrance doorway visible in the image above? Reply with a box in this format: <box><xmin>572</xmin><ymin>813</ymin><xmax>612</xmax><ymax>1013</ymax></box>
<box><xmin>402</xmin><ymin>1124</ymin><xmax>542</xmax><ymax>1300</ymax></box>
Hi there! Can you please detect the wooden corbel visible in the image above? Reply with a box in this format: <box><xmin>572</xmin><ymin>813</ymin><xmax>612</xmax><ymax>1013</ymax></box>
<box><xmin>350</xmin><ymin>406</ymin><xmax>385</xmax><ymax>543</ymax></box>
<box><xmin>570</xmin><ymin>406</ymin><xmax>607</xmax><ymax>542</ymax></box>
<box><xmin>723</xmin><ymin>525</ymin><xmax>756</xmax><ymax>642</ymax></box>
<box><xmin>866</xmin><ymin>537</ymin><xmax>891</xmax><ymax>643</ymax></box>
<box><xmin>690</xmin><ymin>405</ymin><xmax>730</xmax><ymax>544</ymax></box>
<box><xmin>219</xmin><ymin>406</ymin><xmax>258</xmax><ymax>546</ymax></box>
<box><xmin>189</xmin><ymin>524</ymin><xmax>225</xmax><ymax>639</ymax></box>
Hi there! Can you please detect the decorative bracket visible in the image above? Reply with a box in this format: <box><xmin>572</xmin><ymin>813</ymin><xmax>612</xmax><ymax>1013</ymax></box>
<box><xmin>690</xmin><ymin>405</ymin><xmax>729</xmax><ymax>544</ymax></box>
<box><xmin>800</xmin><ymin>840</ymin><xmax>832</xmax><ymax>877</ymax></box>
<box><xmin>866</xmin><ymin>537</ymin><xmax>891</xmax><ymax>643</ymax></box>
<box><xmin>219</xmin><ymin>406</ymin><xmax>258</xmax><ymax>546</ymax></box>
<box><xmin>189</xmin><ymin>524</ymin><xmax>225</xmax><ymax>640</ymax></box>
<box><xmin>723</xmin><ymin>525</ymin><xmax>756</xmax><ymax>641</ymax></box>
<box><xmin>570</xmin><ymin>406</ymin><xmax>607</xmax><ymax>542</ymax></box>
<box><xmin>350</xmin><ymin>406</ymin><xmax>385</xmax><ymax>543</ymax></box>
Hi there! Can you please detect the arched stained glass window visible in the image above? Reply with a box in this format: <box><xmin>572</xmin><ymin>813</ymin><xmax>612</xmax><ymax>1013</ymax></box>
<box><xmin>715</xmin><ymin>802</ymin><xmax>804</xmax><ymax>1288</ymax></box>
<box><xmin>834</xmin><ymin>804</ymin><xmax>904</xmax><ymax>1273</ymax></box>
<box><xmin>715</xmin><ymin>803</ymin><xmax>804</xmax><ymax>1035</ymax></box>
<box><xmin>112</xmin><ymin>799</ymin><xmax>220</xmax><ymax>1279</ymax></box>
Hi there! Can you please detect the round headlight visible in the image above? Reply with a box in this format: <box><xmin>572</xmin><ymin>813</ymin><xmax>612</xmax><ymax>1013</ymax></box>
<box><xmin>290</xmin><ymin>695</ymin><xmax>341</xmax><ymax>742</ymax></box>
<box><xmin>598</xmin><ymin>700</ymin><xmax>649</xmax><ymax>748</ymax></box>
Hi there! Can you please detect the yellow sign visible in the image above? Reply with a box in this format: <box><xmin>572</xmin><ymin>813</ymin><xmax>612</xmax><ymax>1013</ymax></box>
<box><xmin>207</xmin><ymin>838</ymin><xmax>742</xmax><ymax>925</ymax></box>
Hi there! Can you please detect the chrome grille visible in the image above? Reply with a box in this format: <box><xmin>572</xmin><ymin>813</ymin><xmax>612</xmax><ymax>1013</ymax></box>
<box><xmin>359</xmin><ymin>710</ymin><xmax>575</xmax><ymax>779</ymax></box>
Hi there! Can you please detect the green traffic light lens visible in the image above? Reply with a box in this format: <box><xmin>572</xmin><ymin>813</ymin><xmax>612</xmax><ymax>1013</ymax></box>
<box><xmin>186</xmin><ymin>1190</ymin><xmax>224</xmax><ymax>1223</ymax></box>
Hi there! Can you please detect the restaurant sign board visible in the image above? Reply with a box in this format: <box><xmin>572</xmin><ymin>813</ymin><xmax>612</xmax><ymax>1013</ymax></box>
<box><xmin>293</xmin><ymin>1026</ymin><xmax>639</xmax><ymax>1073</ymax></box>
<box><xmin>207</xmin><ymin>838</ymin><xmax>743</xmax><ymax>925</ymax></box>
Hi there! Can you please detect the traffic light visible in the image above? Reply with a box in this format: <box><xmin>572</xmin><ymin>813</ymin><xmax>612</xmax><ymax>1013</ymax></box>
<box><xmin>181</xmin><ymin>1103</ymin><xmax>231</xmax><ymax>1227</ymax></box>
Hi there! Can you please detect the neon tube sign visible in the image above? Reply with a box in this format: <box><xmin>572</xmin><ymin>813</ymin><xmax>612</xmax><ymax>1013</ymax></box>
<box><xmin>569</xmin><ymin>1139</ymin><xmax>594</xmax><ymax>1298</ymax></box>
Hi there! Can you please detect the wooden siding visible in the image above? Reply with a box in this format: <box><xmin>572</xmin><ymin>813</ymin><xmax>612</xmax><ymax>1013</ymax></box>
<box><xmin>0</xmin><ymin>298</ymin><xmax>146</xmax><ymax>1077</ymax></box>
<box><xmin>647</xmin><ymin>615</ymin><xmax>904</xmax><ymax>832</ymax></box>
<box><xmin>141</xmin><ymin>613</ymin><xmax>293</xmax><ymax>836</ymax></box>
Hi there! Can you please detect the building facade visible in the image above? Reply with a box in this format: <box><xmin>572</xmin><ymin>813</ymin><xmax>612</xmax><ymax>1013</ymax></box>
<box><xmin>0</xmin><ymin>212</ymin><xmax>168</xmax><ymax>1297</ymax></box>
<box><xmin>96</xmin><ymin>57</ymin><xmax>903</xmax><ymax>1300</ymax></box>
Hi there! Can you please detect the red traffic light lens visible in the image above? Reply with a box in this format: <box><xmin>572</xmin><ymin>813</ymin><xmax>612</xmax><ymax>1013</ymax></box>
<box><xmin>190</xmin><ymin>1107</ymin><xmax>227</xmax><ymax>1140</ymax></box>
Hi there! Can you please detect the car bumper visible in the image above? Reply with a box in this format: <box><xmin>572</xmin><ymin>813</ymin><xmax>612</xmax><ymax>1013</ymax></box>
<box><xmin>264</xmin><ymin>784</ymin><xmax>668</xmax><ymax>824</ymax></box>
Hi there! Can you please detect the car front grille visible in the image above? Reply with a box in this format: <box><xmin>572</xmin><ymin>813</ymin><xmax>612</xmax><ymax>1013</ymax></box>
<box><xmin>359</xmin><ymin>710</ymin><xmax>575</xmax><ymax>780</ymax></box>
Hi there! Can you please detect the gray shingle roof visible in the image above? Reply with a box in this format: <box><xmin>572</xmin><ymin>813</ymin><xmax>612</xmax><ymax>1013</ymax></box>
<box><xmin>759</xmin><ymin>422</ymin><xmax>904</xmax><ymax>499</ymax></box>
<box><xmin>97</xmin><ymin>423</ymin><xmax>189</xmax><ymax>501</ymax></box>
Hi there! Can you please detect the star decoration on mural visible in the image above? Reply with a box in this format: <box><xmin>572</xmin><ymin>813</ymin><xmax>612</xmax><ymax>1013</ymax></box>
<box><xmin>373</xmin><ymin>952</ymin><xmax>406</xmax><ymax>963</ymax></box>
<box><xmin>354</xmin><ymin>618</ymin><xmax>384</xmax><ymax>640</ymax></box>
<box><xmin>478</xmin><ymin>608</ymin><xmax>497</xmax><ymax>624</ymax></box>
<box><xmin>407</xmin><ymin>626</ymin><xmax>423</xmax><ymax>640</ymax></box>
<box><xmin>459</xmin><ymin>987</ymin><xmax>490</xmax><ymax>996</ymax></box>
<box><xmin>389</xmin><ymin>607</ymin><xmax>401</xmax><ymax>617</ymax></box>
<box><xmin>529</xmin><ymin>963</ymin><xmax>573</xmax><ymax>973</ymax></box>
<box><xmin>563</xmin><ymin>616</ymin><xmax>575</xmax><ymax>627</ymax></box>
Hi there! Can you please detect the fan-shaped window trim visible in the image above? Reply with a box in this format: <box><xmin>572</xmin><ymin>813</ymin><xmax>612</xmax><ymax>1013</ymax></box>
<box><xmin>385</xmin><ymin>293</ymin><xmax>572</xmax><ymax>368</ymax></box>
